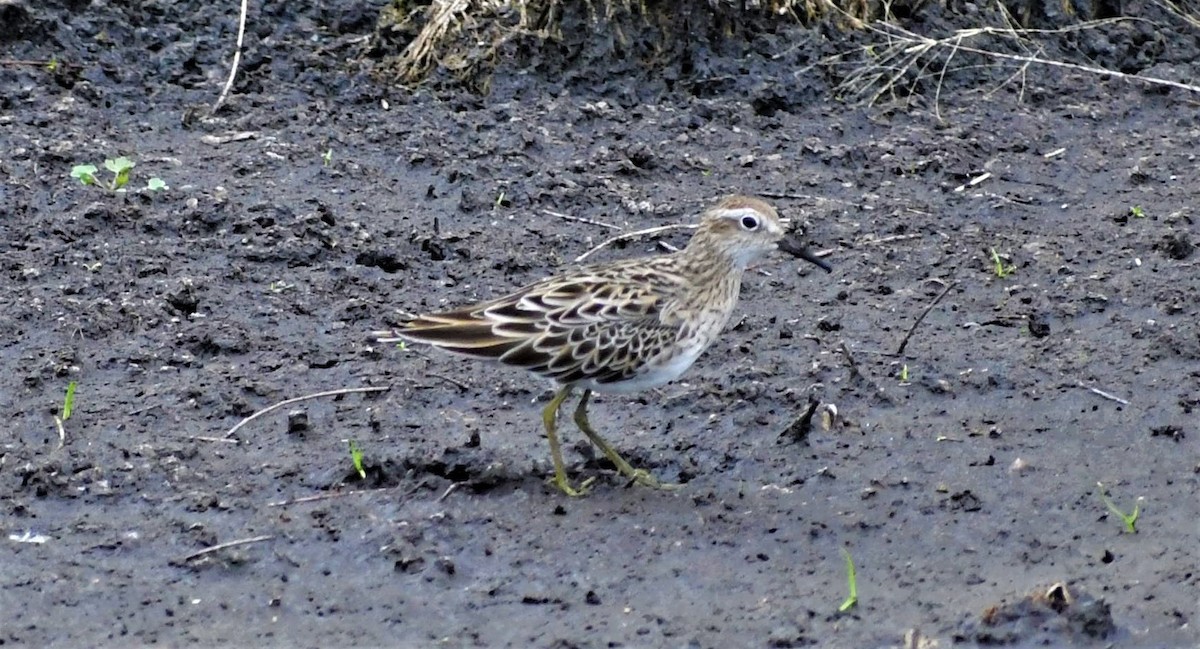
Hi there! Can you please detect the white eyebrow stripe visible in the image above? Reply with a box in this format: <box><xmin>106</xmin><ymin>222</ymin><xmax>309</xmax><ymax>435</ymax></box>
<box><xmin>718</xmin><ymin>207</ymin><xmax>768</xmax><ymax>219</ymax></box>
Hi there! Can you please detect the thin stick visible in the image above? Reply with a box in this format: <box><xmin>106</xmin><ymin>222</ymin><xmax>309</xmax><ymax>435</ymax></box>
<box><xmin>845</xmin><ymin>20</ymin><xmax>1200</xmax><ymax>104</ymax></box>
<box><xmin>267</xmin><ymin>485</ymin><xmax>414</xmax><ymax>507</ymax></box>
<box><xmin>222</xmin><ymin>386</ymin><xmax>391</xmax><ymax>439</ymax></box>
<box><xmin>859</xmin><ymin>233</ymin><xmax>922</xmax><ymax>246</ymax></box>
<box><xmin>758</xmin><ymin>191</ymin><xmax>826</xmax><ymax>201</ymax></box>
<box><xmin>756</xmin><ymin>191</ymin><xmax>865</xmax><ymax>209</ymax></box>
<box><xmin>0</xmin><ymin>59</ymin><xmax>64</xmax><ymax>67</ymax></box>
<box><xmin>949</xmin><ymin>38</ymin><xmax>1200</xmax><ymax>95</ymax></box>
<box><xmin>574</xmin><ymin>224</ymin><xmax>696</xmax><ymax>263</ymax></box>
<box><xmin>1080</xmin><ymin>383</ymin><xmax>1130</xmax><ymax>406</ymax></box>
<box><xmin>838</xmin><ymin>343</ymin><xmax>864</xmax><ymax>381</ymax></box>
<box><xmin>53</xmin><ymin>416</ymin><xmax>65</xmax><ymax>450</ymax></box>
<box><xmin>543</xmin><ymin>209</ymin><xmax>621</xmax><ymax>231</ymax></box>
<box><xmin>191</xmin><ymin>436</ymin><xmax>240</xmax><ymax>444</ymax></box>
<box><xmin>200</xmin><ymin>132</ymin><xmax>258</xmax><ymax>146</ymax></box>
<box><xmin>425</xmin><ymin>371</ymin><xmax>470</xmax><ymax>392</ymax></box>
<box><xmin>128</xmin><ymin>403</ymin><xmax>161</xmax><ymax>416</ymax></box>
<box><xmin>211</xmin><ymin>0</ymin><xmax>249</xmax><ymax>113</ymax></box>
<box><xmin>895</xmin><ymin>281</ymin><xmax>956</xmax><ymax>356</ymax></box>
<box><xmin>181</xmin><ymin>534</ymin><xmax>274</xmax><ymax>562</ymax></box>
<box><xmin>437</xmin><ymin>482</ymin><xmax>461</xmax><ymax>502</ymax></box>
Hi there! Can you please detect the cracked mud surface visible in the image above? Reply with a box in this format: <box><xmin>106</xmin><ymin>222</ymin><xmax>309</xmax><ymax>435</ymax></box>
<box><xmin>2</xmin><ymin>1</ymin><xmax>1198</xmax><ymax>646</ymax></box>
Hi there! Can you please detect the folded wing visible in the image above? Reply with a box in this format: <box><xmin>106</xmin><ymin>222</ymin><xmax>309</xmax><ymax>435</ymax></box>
<box><xmin>391</xmin><ymin>266</ymin><xmax>683</xmax><ymax>386</ymax></box>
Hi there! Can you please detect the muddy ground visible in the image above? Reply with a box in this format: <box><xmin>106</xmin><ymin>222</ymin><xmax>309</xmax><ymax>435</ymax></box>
<box><xmin>2</xmin><ymin>0</ymin><xmax>1199</xmax><ymax>646</ymax></box>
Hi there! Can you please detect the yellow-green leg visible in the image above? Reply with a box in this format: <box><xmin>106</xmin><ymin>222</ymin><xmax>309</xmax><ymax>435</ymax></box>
<box><xmin>541</xmin><ymin>386</ymin><xmax>592</xmax><ymax>497</ymax></box>
<box><xmin>573</xmin><ymin>389</ymin><xmax>677</xmax><ymax>490</ymax></box>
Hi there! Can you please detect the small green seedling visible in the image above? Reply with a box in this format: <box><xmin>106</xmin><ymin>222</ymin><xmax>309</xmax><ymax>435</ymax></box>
<box><xmin>103</xmin><ymin>157</ymin><xmax>134</xmax><ymax>189</ymax></box>
<box><xmin>989</xmin><ymin>248</ymin><xmax>1015</xmax><ymax>278</ymax></box>
<box><xmin>61</xmin><ymin>381</ymin><xmax>78</xmax><ymax>421</ymax></box>
<box><xmin>1129</xmin><ymin>205</ymin><xmax>1146</xmax><ymax>219</ymax></box>
<box><xmin>70</xmin><ymin>164</ymin><xmax>98</xmax><ymax>186</ymax></box>
<box><xmin>494</xmin><ymin>190</ymin><xmax>506</xmax><ymax>210</ymax></box>
<box><xmin>322</xmin><ymin>149</ymin><xmax>333</xmax><ymax>166</ymax></box>
<box><xmin>394</xmin><ymin>340</ymin><xmax>408</xmax><ymax>351</ymax></box>
<box><xmin>71</xmin><ymin>157</ymin><xmax>165</xmax><ymax>193</ymax></box>
<box><xmin>898</xmin><ymin>364</ymin><xmax>909</xmax><ymax>382</ymax></box>
<box><xmin>839</xmin><ymin>547</ymin><xmax>858</xmax><ymax>612</ymax></box>
<box><xmin>348</xmin><ymin>439</ymin><xmax>366</xmax><ymax>480</ymax></box>
<box><xmin>1097</xmin><ymin>483</ymin><xmax>1140</xmax><ymax>533</ymax></box>
<box><xmin>46</xmin><ymin>57</ymin><xmax>59</xmax><ymax>73</ymax></box>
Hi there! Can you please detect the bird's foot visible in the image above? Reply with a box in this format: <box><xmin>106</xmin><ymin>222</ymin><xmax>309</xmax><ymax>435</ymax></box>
<box><xmin>625</xmin><ymin>468</ymin><xmax>681</xmax><ymax>491</ymax></box>
<box><xmin>548</xmin><ymin>474</ymin><xmax>596</xmax><ymax>497</ymax></box>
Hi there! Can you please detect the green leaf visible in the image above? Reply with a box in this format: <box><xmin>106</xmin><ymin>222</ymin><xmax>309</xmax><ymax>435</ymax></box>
<box><xmin>104</xmin><ymin>156</ymin><xmax>134</xmax><ymax>174</ymax></box>
<box><xmin>1097</xmin><ymin>484</ymin><xmax>1140</xmax><ymax>533</ymax></box>
<box><xmin>105</xmin><ymin>157</ymin><xmax>134</xmax><ymax>190</ymax></box>
<box><xmin>348</xmin><ymin>439</ymin><xmax>366</xmax><ymax>480</ymax></box>
<box><xmin>838</xmin><ymin>547</ymin><xmax>858</xmax><ymax>612</ymax></box>
<box><xmin>989</xmin><ymin>248</ymin><xmax>1015</xmax><ymax>278</ymax></box>
<box><xmin>71</xmin><ymin>164</ymin><xmax>98</xmax><ymax>185</ymax></box>
<box><xmin>61</xmin><ymin>381</ymin><xmax>78</xmax><ymax>421</ymax></box>
<box><xmin>146</xmin><ymin>177</ymin><xmax>167</xmax><ymax>191</ymax></box>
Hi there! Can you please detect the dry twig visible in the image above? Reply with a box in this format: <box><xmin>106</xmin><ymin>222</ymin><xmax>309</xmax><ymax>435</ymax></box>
<box><xmin>267</xmin><ymin>485</ymin><xmax>416</xmax><ymax>507</ymax></box>
<box><xmin>574</xmin><ymin>224</ymin><xmax>696</xmax><ymax>262</ymax></box>
<box><xmin>222</xmin><ymin>386</ymin><xmax>391</xmax><ymax>440</ymax></box>
<box><xmin>895</xmin><ymin>281</ymin><xmax>957</xmax><ymax>356</ymax></box>
<box><xmin>838</xmin><ymin>17</ymin><xmax>1200</xmax><ymax>113</ymax></box>
<box><xmin>211</xmin><ymin>0</ymin><xmax>249</xmax><ymax>113</ymax></box>
<box><xmin>180</xmin><ymin>535</ymin><xmax>274</xmax><ymax>562</ymax></box>
<box><xmin>424</xmin><ymin>371</ymin><xmax>470</xmax><ymax>392</ymax></box>
<box><xmin>1079</xmin><ymin>382</ymin><xmax>1130</xmax><ymax>406</ymax></box>
<box><xmin>543</xmin><ymin>209</ymin><xmax>621</xmax><ymax>231</ymax></box>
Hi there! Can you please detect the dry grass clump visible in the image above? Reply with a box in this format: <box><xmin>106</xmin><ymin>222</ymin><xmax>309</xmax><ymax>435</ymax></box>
<box><xmin>371</xmin><ymin>0</ymin><xmax>1200</xmax><ymax>106</ymax></box>
<box><xmin>374</xmin><ymin>0</ymin><xmax>873</xmax><ymax>87</ymax></box>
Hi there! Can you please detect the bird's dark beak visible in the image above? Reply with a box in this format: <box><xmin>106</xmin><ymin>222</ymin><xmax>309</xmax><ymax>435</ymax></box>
<box><xmin>779</xmin><ymin>235</ymin><xmax>832</xmax><ymax>273</ymax></box>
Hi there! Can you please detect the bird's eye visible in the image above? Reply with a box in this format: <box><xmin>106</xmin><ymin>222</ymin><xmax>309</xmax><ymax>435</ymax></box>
<box><xmin>740</xmin><ymin>215</ymin><xmax>760</xmax><ymax>230</ymax></box>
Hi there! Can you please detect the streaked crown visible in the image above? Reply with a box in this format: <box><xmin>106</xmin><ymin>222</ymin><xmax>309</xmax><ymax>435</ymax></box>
<box><xmin>686</xmin><ymin>195</ymin><xmax>788</xmax><ymax>269</ymax></box>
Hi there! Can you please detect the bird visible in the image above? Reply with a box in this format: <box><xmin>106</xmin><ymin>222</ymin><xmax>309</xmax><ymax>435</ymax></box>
<box><xmin>375</xmin><ymin>195</ymin><xmax>831</xmax><ymax>496</ymax></box>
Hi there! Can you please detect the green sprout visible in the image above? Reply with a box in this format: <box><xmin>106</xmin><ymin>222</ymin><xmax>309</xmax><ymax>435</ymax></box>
<box><xmin>70</xmin><ymin>164</ymin><xmax>98</xmax><ymax>186</ymax></box>
<box><xmin>1129</xmin><ymin>205</ymin><xmax>1146</xmax><ymax>219</ymax></box>
<box><xmin>348</xmin><ymin>439</ymin><xmax>366</xmax><ymax>480</ymax></box>
<box><xmin>70</xmin><ymin>156</ymin><xmax>139</xmax><ymax>191</ymax></box>
<box><xmin>322</xmin><ymin>148</ymin><xmax>333</xmax><ymax>166</ymax></box>
<box><xmin>839</xmin><ymin>547</ymin><xmax>858</xmax><ymax>612</ymax></box>
<box><xmin>989</xmin><ymin>248</ymin><xmax>1015</xmax><ymax>278</ymax></box>
<box><xmin>1097</xmin><ymin>483</ymin><xmax>1140</xmax><ymax>533</ymax></box>
<box><xmin>46</xmin><ymin>57</ymin><xmax>59</xmax><ymax>73</ymax></box>
<box><xmin>61</xmin><ymin>381</ymin><xmax>78</xmax><ymax>421</ymax></box>
<box><xmin>146</xmin><ymin>177</ymin><xmax>168</xmax><ymax>192</ymax></box>
<box><xmin>494</xmin><ymin>190</ymin><xmax>506</xmax><ymax>210</ymax></box>
<box><xmin>104</xmin><ymin>157</ymin><xmax>134</xmax><ymax>189</ymax></box>
<box><xmin>898</xmin><ymin>364</ymin><xmax>909</xmax><ymax>382</ymax></box>
<box><xmin>394</xmin><ymin>340</ymin><xmax>408</xmax><ymax>351</ymax></box>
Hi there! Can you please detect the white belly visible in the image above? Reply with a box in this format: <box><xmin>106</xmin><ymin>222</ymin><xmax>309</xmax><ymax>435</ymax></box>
<box><xmin>570</xmin><ymin>301</ymin><xmax>734</xmax><ymax>395</ymax></box>
<box><xmin>577</xmin><ymin>340</ymin><xmax>709</xmax><ymax>394</ymax></box>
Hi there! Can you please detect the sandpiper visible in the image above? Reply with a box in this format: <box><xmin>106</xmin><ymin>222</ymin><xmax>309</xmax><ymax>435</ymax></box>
<box><xmin>376</xmin><ymin>195</ymin><xmax>831</xmax><ymax>495</ymax></box>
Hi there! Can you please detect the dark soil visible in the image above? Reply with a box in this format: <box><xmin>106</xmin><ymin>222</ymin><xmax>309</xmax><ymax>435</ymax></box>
<box><xmin>3</xmin><ymin>1</ymin><xmax>1199</xmax><ymax>646</ymax></box>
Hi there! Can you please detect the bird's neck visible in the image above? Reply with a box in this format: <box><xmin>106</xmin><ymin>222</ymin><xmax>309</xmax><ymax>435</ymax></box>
<box><xmin>677</xmin><ymin>237</ymin><xmax>742</xmax><ymax>282</ymax></box>
<box><xmin>673</xmin><ymin>241</ymin><xmax>744</xmax><ymax>317</ymax></box>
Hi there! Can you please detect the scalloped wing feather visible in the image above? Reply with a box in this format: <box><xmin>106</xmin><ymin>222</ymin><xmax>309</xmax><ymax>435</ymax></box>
<box><xmin>395</xmin><ymin>263</ymin><xmax>685</xmax><ymax>383</ymax></box>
